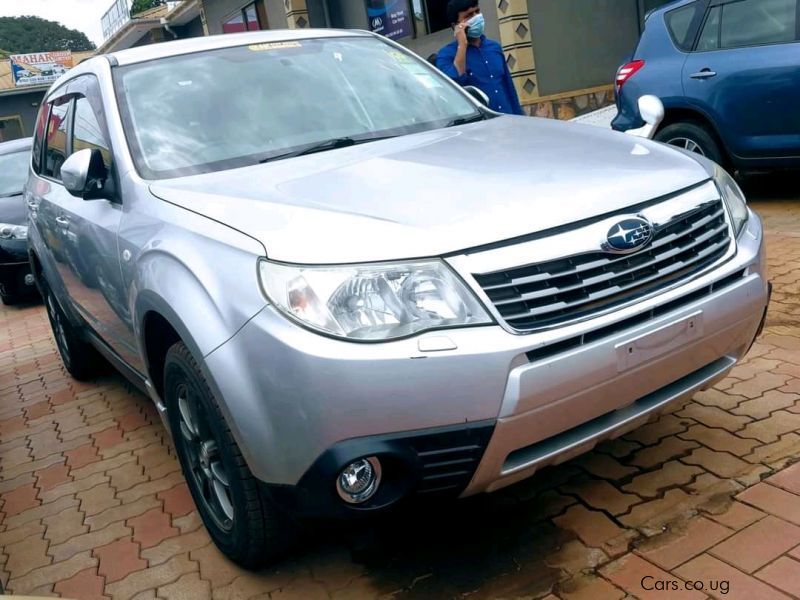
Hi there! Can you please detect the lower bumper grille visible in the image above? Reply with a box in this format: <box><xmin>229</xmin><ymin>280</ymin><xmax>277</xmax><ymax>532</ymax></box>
<box><xmin>408</xmin><ymin>426</ymin><xmax>494</xmax><ymax>495</ymax></box>
<box><xmin>475</xmin><ymin>198</ymin><xmax>732</xmax><ymax>332</ymax></box>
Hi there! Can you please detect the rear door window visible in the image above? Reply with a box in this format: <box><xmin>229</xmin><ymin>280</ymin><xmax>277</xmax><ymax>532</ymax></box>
<box><xmin>43</xmin><ymin>98</ymin><xmax>73</xmax><ymax>180</ymax></box>
<box><xmin>720</xmin><ymin>0</ymin><xmax>797</xmax><ymax>48</ymax></box>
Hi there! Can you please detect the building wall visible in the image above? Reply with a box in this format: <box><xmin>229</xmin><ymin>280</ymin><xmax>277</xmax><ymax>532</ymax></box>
<box><xmin>0</xmin><ymin>90</ymin><xmax>44</xmax><ymax>142</ymax></box>
<box><xmin>173</xmin><ymin>15</ymin><xmax>206</xmax><ymax>38</ymax></box>
<box><xmin>529</xmin><ymin>0</ymin><xmax>641</xmax><ymax>97</ymax></box>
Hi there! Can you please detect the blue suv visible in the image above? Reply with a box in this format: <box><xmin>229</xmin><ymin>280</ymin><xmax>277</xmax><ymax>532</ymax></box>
<box><xmin>613</xmin><ymin>0</ymin><xmax>800</xmax><ymax>170</ymax></box>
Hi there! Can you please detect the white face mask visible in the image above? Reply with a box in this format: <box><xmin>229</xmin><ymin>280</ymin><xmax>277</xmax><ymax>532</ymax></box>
<box><xmin>466</xmin><ymin>13</ymin><xmax>485</xmax><ymax>38</ymax></box>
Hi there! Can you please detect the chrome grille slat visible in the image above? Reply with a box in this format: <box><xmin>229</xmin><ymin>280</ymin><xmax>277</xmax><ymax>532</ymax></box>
<box><xmin>480</xmin><ymin>206</ymin><xmax>727</xmax><ymax>293</ymax></box>
<box><xmin>490</xmin><ymin>219</ymin><xmax>729</xmax><ymax>308</ymax></box>
<box><xmin>473</xmin><ymin>198</ymin><xmax>732</xmax><ymax>332</ymax></box>
<box><xmin>501</xmin><ymin>236</ymin><xmax>729</xmax><ymax>322</ymax></box>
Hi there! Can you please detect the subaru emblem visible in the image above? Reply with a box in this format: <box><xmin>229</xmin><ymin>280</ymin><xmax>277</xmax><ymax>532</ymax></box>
<box><xmin>603</xmin><ymin>217</ymin><xmax>654</xmax><ymax>254</ymax></box>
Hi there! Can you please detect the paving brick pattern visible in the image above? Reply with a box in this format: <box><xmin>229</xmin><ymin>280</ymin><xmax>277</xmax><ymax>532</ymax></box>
<box><xmin>1</xmin><ymin>179</ymin><xmax>799</xmax><ymax>598</ymax></box>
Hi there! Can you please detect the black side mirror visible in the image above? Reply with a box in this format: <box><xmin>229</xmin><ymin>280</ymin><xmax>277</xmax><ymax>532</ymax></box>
<box><xmin>60</xmin><ymin>148</ymin><xmax>114</xmax><ymax>201</ymax></box>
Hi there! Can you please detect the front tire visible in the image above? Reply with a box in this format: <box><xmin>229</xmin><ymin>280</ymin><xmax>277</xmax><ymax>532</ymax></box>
<box><xmin>164</xmin><ymin>341</ymin><xmax>294</xmax><ymax>568</ymax></box>
<box><xmin>655</xmin><ymin>122</ymin><xmax>726</xmax><ymax>166</ymax></box>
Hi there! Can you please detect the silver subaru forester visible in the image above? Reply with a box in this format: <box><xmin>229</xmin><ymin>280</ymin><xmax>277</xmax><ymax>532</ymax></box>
<box><xmin>25</xmin><ymin>30</ymin><xmax>769</xmax><ymax>567</ymax></box>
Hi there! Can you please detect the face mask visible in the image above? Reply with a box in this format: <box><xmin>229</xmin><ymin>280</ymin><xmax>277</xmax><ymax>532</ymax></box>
<box><xmin>466</xmin><ymin>13</ymin><xmax>485</xmax><ymax>39</ymax></box>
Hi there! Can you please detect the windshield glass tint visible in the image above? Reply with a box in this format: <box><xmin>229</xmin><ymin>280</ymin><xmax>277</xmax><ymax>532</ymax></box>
<box><xmin>115</xmin><ymin>37</ymin><xmax>480</xmax><ymax>179</ymax></box>
<box><xmin>0</xmin><ymin>151</ymin><xmax>30</xmax><ymax>196</ymax></box>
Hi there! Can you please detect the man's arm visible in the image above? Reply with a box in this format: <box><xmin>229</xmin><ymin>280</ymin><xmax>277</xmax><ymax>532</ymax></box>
<box><xmin>435</xmin><ymin>44</ymin><xmax>471</xmax><ymax>86</ymax></box>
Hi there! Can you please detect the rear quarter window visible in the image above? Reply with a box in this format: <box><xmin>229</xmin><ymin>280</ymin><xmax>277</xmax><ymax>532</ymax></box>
<box><xmin>665</xmin><ymin>3</ymin><xmax>704</xmax><ymax>51</ymax></box>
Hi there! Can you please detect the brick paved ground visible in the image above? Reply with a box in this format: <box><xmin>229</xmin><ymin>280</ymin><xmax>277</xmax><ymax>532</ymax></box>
<box><xmin>1</xmin><ymin>174</ymin><xmax>799</xmax><ymax>599</ymax></box>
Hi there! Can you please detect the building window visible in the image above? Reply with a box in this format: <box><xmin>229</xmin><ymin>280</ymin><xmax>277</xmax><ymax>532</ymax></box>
<box><xmin>223</xmin><ymin>2</ymin><xmax>264</xmax><ymax>33</ymax></box>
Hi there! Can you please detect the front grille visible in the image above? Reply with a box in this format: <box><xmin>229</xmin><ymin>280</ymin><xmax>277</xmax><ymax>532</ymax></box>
<box><xmin>474</xmin><ymin>199</ymin><xmax>732</xmax><ymax>332</ymax></box>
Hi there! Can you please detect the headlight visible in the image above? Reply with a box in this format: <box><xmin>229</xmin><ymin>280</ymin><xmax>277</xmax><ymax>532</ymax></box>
<box><xmin>713</xmin><ymin>165</ymin><xmax>748</xmax><ymax>237</ymax></box>
<box><xmin>0</xmin><ymin>224</ymin><xmax>27</xmax><ymax>240</ymax></box>
<box><xmin>259</xmin><ymin>259</ymin><xmax>492</xmax><ymax>341</ymax></box>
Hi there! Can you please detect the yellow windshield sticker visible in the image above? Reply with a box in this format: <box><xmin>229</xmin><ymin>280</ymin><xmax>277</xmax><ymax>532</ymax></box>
<box><xmin>386</xmin><ymin>50</ymin><xmax>413</xmax><ymax>63</ymax></box>
<box><xmin>249</xmin><ymin>41</ymin><xmax>303</xmax><ymax>51</ymax></box>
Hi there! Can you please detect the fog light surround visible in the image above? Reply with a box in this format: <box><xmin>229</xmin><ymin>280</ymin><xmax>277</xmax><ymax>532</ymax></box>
<box><xmin>336</xmin><ymin>457</ymin><xmax>381</xmax><ymax>504</ymax></box>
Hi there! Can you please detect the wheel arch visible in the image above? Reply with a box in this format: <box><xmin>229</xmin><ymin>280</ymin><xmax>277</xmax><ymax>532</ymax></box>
<box><xmin>657</xmin><ymin>106</ymin><xmax>731</xmax><ymax>164</ymax></box>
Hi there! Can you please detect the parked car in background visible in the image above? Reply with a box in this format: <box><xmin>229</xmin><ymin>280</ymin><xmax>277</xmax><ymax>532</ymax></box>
<box><xmin>27</xmin><ymin>30</ymin><xmax>769</xmax><ymax>568</ymax></box>
<box><xmin>613</xmin><ymin>0</ymin><xmax>800</xmax><ymax>170</ymax></box>
<box><xmin>0</xmin><ymin>137</ymin><xmax>37</xmax><ymax>305</ymax></box>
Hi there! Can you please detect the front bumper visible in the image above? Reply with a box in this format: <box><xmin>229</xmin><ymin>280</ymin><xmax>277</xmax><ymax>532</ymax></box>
<box><xmin>206</xmin><ymin>210</ymin><xmax>768</xmax><ymax>512</ymax></box>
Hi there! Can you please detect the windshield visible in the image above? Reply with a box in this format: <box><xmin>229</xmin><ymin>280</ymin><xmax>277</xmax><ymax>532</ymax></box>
<box><xmin>114</xmin><ymin>36</ymin><xmax>482</xmax><ymax>179</ymax></box>
<box><xmin>0</xmin><ymin>150</ymin><xmax>30</xmax><ymax>197</ymax></box>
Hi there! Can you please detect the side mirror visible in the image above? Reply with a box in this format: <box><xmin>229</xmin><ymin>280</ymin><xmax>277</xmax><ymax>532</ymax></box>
<box><xmin>625</xmin><ymin>95</ymin><xmax>665</xmax><ymax>140</ymax></box>
<box><xmin>61</xmin><ymin>148</ymin><xmax>113</xmax><ymax>201</ymax></box>
<box><xmin>463</xmin><ymin>85</ymin><xmax>490</xmax><ymax>107</ymax></box>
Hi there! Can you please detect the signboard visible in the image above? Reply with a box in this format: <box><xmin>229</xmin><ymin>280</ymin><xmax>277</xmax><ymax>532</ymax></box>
<box><xmin>367</xmin><ymin>0</ymin><xmax>413</xmax><ymax>40</ymax></box>
<box><xmin>102</xmin><ymin>0</ymin><xmax>130</xmax><ymax>40</ymax></box>
<box><xmin>10</xmin><ymin>52</ymin><xmax>74</xmax><ymax>88</ymax></box>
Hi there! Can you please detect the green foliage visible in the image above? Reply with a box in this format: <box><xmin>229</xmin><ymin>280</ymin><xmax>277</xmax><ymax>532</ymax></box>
<box><xmin>0</xmin><ymin>16</ymin><xmax>95</xmax><ymax>54</ymax></box>
<box><xmin>131</xmin><ymin>0</ymin><xmax>165</xmax><ymax>16</ymax></box>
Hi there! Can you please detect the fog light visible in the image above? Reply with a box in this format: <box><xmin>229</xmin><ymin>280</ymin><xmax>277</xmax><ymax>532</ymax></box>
<box><xmin>336</xmin><ymin>457</ymin><xmax>381</xmax><ymax>504</ymax></box>
<box><xmin>24</xmin><ymin>274</ymin><xmax>35</xmax><ymax>286</ymax></box>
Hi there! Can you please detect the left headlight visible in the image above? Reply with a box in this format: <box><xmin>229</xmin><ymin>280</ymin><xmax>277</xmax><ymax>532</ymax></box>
<box><xmin>259</xmin><ymin>259</ymin><xmax>492</xmax><ymax>341</ymax></box>
<box><xmin>0</xmin><ymin>224</ymin><xmax>27</xmax><ymax>240</ymax></box>
<box><xmin>713</xmin><ymin>165</ymin><xmax>748</xmax><ymax>237</ymax></box>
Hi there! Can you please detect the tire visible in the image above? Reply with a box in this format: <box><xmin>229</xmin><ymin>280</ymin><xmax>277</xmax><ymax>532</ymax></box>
<box><xmin>1</xmin><ymin>291</ymin><xmax>21</xmax><ymax>306</ymax></box>
<box><xmin>655</xmin><ymin>122</ymin><xmax>726</xmax><ymax>166</ymax></box>
<box><xmin>42</xmin><ymin>286</ymin><xmax>104</xmax><ymax>380</ymax></box>
<box><xmin>164</xmin><ymin>341</ymin><xmax>295</xmax><ymax>568</ymax></box>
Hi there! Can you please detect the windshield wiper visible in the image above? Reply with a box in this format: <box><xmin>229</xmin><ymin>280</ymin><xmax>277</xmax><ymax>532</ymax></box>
<box><xmin>259</xmin><ymin>135</ymin><xmax>395</xmax><ymax>164</ymax></box>
<box><xmin>0</xmin><ymin>192</ymin><xmax>22</xmax><ymax>199</ymax></box>
<box><xmin>446</xmin><ymin>113</ymin><xmax>487</xmax><ymax>128</ymax></box>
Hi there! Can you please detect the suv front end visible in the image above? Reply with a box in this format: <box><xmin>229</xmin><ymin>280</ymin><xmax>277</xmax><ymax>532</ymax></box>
<box><xmin>205</xmin><ymin>163</ymin><xmax>768</xmax><ymax>515</ymax></box>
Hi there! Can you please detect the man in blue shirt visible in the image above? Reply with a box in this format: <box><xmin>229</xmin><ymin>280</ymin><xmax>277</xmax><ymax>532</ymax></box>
<box><xmin>435</xmin><ymin>0</ymin><xmax>524</xmax><ymax>116</ymax></box>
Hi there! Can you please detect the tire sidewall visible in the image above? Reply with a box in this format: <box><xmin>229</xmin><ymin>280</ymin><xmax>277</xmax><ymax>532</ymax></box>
<box><xmin>164</xmin><ymin>347</ymin><xmax>253</xmax><ymax>560</ymax></box>
<box><xmin>44</xmin><ymin>289</ymin><xmax>75</xmax><ymax>372</ymax></box>
<box><xmin>655</xmin><ymin>123</ymin><xmax>725</xmax><ymax>166</ymax></box>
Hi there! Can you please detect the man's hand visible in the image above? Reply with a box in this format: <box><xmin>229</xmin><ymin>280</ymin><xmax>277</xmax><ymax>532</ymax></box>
<box><xmin>454</xmin><ymin>21</ymin><xmax>468</xmax><ymax>47</ymax></box>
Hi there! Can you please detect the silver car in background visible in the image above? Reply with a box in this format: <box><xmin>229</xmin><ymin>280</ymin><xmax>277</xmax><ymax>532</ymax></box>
<box><xmin>25</xmin><ymin>30</ymin><xmax>769</xmax><ymax>567</ymax></box>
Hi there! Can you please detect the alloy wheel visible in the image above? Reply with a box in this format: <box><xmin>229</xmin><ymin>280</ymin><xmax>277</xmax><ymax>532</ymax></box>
<box><xmin>176</xmin><ymin>383</ymin><xmax>235</xmax><ymax>530</ymax></box>
<box><xmin>666</xmin><ymin>137</ymin><xmax>706</xmax><ymax>156</ymax></box>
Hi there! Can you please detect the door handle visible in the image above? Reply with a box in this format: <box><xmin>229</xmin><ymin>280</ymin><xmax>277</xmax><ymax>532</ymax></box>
<box><xmin>55</xmin><ymin>216</ymin><xmax>70</xmax><ymax>227</ymax></box>
<box><xmin>690</xmin><ymin>69</ymin><xmax>717</xmax><ymax>80</ymax></box>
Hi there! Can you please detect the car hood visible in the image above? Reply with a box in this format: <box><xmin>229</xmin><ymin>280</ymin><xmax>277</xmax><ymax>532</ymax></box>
<box><xmin>0</xmin><ymin>192</ymin><xmax>26</xmax><ymax>226</ymax></box>
<box><xmin>150</xmin><ymin>116</ymin><xmax>711</xmax><ymax>264</ymax></box>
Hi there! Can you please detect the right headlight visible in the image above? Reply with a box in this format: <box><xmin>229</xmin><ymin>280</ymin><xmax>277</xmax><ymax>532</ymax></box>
<box><xmin>258</xmin><ymin>259</ymin><xmax>492</xmax><ymax>341</ymax></box>
<box><xmin>713</xmin><ymin>164</ymin><xmax>749</xmax><ymax>237</ymax></box>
